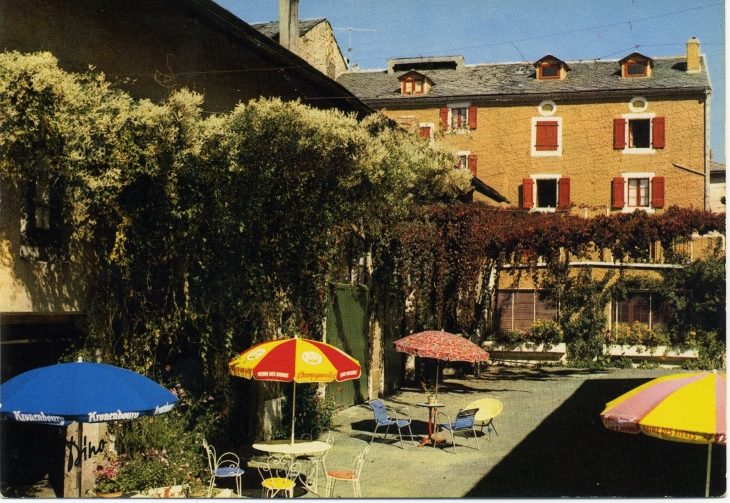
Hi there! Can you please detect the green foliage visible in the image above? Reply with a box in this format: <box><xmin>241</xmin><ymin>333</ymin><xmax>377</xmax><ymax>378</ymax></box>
<box><xmin>605</xmin><ymin>322</ymin><xmax>671</xmax><ymax>348</ymax></box>
<box><xmin>0</xmin><ymin>51</ymin><xmax>468</xmax><ymax>397</ymax></box>
<box><xmin>493</xmin><ymin>319</ymin><xmax>563</xmax><ymax>347</ymax></box>
<box><xmin>681</xmin><ymin>331</ymin><xmax>726</xmax><ymax>370</ymax></box>
<box><xmin>658</xmin><ymin>253</ymin><xmax>726</xmax><ymax>341</ymax></box>
<box><xmin>274</xmin><ymin>383</ymin><xmax>339</xmax><ymax>440</ymax></box>
<box><xmin>110</xmin><ymin>384</ymin><xmax>222</xmax><ymax>493</ymax></box>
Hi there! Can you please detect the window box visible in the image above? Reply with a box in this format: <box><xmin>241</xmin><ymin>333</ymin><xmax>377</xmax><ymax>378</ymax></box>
<box><xmin>603</xmin><ymin>345</ymin><xmax>698</xmax><ymax>367</ymax></box>
<box><xmin>482</xmin><ymin>341</ymin><xmax>567</xmax><ymax>365</ymax></box>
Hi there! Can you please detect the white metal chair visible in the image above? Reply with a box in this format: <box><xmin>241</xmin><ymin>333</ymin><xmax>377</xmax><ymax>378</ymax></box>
<box><xmin>203</xmin><ymin>439</ymin><xmax>244</xmax><ymax>497</ymax></box>
<box><xmin>257</xmin><ymin>454</ymin><xmax>303</xmax><ymax>498</ymax></box>
<box><xmin>325</xmin><ymin>444</ymin><xmax>370</xmax><ymax>498</ymax></box>
<box><xmin>300</xmin><ymin>430</ymin><xmax>334</xmax><ymax>494</ymax></box>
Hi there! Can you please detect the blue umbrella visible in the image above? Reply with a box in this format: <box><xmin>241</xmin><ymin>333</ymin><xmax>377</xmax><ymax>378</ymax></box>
<box><xmin>0</xmin><ymin>357</ymin><xmax>178</xmax><ymax>496</ymax></box>
<box><xmin>0</xmin><ymin>359</ymin><xmax>178</xmax><ymax>423</ymax></box>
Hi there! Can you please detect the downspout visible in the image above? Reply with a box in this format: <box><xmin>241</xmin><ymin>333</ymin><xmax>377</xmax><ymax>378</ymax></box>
<box><xmin>704</xmin><ymin>87</ymin><xmax>711</xmax><ymax>211</ymax></box>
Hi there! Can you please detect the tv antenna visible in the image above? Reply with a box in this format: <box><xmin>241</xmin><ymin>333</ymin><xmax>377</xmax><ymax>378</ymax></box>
<box><xmin>333</xmin><ymin>27</ymin><xmax>377</xmax><ymax>54</ymax></box>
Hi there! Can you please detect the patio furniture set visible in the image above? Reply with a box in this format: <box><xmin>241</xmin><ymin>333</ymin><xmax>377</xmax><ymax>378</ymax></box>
<box><xmin>368</xmin><ymin>396</ymin><xmax>503</xmax><ymax>453</ymax></box>
<box><xmin>204</xmin><ymin>431</ymin><xmax>368</xmax><ymax>498</ymax></box>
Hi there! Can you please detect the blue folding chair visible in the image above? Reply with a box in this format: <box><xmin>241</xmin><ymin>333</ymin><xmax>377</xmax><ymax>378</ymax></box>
<box><xmin>435</xmin><ymin>408</ymin><xmax>479</xmax><ymax>452</ymax></box>
<box><xmin>367</xmin><ymin>399</ymin><xmax>415</xmax><ymax>449</ymax></box>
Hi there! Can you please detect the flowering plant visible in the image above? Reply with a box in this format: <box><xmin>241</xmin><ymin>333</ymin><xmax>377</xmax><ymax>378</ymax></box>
<box><xmin>109</xmin><ymin>382</ymin><xmax>222</xmax><ymax>493</ymax></box>
<box><xmin>420</xmin><ymin>381</ymin><xmax>441</xmax><ymax>395</ymax></box>
<box><xmin>94</xmin><ymin>459</ymin><xmax>124</xmax><ymax>494</ymax></box>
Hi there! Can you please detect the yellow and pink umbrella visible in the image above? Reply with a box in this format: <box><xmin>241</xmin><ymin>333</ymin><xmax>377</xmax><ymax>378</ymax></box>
<box><xmin>600</xmin><ymin>370</ymin><xmax>726</xmax><ymax>497</ymax></box>
<box><xmin>229</xmin><ymin>337</ymin><xmax>361</xmax><ymax>444</ymax></box>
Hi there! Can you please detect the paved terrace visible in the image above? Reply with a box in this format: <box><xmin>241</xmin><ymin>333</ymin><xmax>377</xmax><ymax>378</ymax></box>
<box><xmin>280</xmin><ymin>367</ymin><xmax>726</xmax><ymax>498</ymax></box>
<box><xmin>13</xmin><ymin>367</ymin><xmax>727</xmax><ymax>498</ymax></box>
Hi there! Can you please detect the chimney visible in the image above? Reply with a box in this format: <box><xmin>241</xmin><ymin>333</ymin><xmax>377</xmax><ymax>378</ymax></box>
<box><xmin>278</xmin><ymin>0</ymin><xmax>299</xmax><ymax>55</ymax></box>
<box><xmin>686</xmin><ymin>36</ymin><xmax>701</xmax><ymax>73</ymax></box>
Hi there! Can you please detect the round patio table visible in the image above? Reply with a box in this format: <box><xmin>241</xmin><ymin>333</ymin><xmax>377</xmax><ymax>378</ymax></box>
<box><xmin>252</xmin><ymin>440</ymin><xmax>332</xmax><ymax>456</ymax></box>
<box><xmin>252</xmin><ymin>440</ymin><xmax>333</xmax><ymax>494</ymax></box>
<box><xmin>415</xmin><ymin>402</ymin><xmax>446</xmax><ymax>447</ymax></box>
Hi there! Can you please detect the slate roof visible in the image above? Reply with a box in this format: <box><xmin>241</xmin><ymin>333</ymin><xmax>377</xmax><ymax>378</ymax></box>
<box><xmin>336</xmin><ymin>55</ymin><xmax>711</xmax><ymax>106</ymax></box>
<box><xmin>251</xmin><ymin>18</ymin><xmax>327</xmax><ymax>40</ymax></box>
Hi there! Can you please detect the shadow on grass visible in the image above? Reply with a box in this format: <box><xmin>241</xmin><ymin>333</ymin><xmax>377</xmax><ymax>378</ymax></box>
<box><xmin>466</xmin><ymin>377</ymin><xmax>726</xmax><ymax>498</ymax></box>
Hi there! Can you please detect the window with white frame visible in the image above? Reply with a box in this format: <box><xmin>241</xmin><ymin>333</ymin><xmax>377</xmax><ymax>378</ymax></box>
<box><xmin>613</xmin><ymin>112</ymin><xmax>665</xmax><ymax>153</ymax></box>
<box><xmin>440</xmin><ymin>103</ymin><xmax>477</xmax><ymax>132</ymax></box>
<box><xmin>522</xmin><ymin>174</ymin><xmax>570</xmax><ymax>211</ymax></box>
<box><xmin>531</xmin><ymin>116</ymin><xmax>562</xmax><ymax>156</ymax></box>
<box><xmin>452</xmin><ymin>107</ymin><xmax>467</xmax><ymax>129</ymax></box>
<box><xmin>612</xmin><ymin>172</ymin><xmax>664</xmax><ymax>212</ymax></box>
<box><xmin>456</xmin><ymin>150</ymin><xmax>477</xmax><ymax>176</ymax></box>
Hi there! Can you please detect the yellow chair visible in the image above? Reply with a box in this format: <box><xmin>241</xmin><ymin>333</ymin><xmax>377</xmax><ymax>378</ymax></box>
<box><xmin>465</xmin><ymin>398</ymin><xmax>503</xmax><ymax>438</ymax></box>
<box><xmin>258</xmin><ymin>454</ymin><xmax>302</xmax><ymax>498</ymax></box>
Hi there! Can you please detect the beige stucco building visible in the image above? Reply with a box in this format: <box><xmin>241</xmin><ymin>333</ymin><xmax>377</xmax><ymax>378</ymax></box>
<box><xmin>337</xmin><ymin>39</ymin><xmax>722</xmax><ymax>335</ymax></box>
<box><xmin>337</xmin><ymin>39</ymin><xmax>712</xmax><ymax>214</ymax></box>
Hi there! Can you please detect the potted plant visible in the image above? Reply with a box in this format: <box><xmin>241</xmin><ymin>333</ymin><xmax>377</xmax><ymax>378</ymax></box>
<box><xmin>94</xmin><ymin>459</ymin><xmax>124</xmax><ymax>498</ymax></box>
<box><xmin>421</xmin><ymin>381</ymin><xmax>441</xmax><ymax>404</ymax></box>
<box><xmin>186</xmin><ymin>478</ymin><xmax>207</xmax><ymax>498</ymax></box>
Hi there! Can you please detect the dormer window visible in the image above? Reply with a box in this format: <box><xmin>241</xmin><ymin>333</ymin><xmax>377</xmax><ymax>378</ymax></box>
<box><xmin>534</xmin><ymin>55</ymin><xmax>570</xmax><ymax>81</ymax></box>
<box><xmin>402</xmin><ymin>78</ymin><xmax>423</xmax><ymax>94</ymax></box>
<box><xmin>398</xmin><ymin>70</ymin><xmax>432</xmax><ymax>95</ymax></box>
<box><xmin>539</xmin><ymin>63</ymin><xmax>560</xmax><ymax>79</ymax></box>
<box><xmin>619</xmin><ymin>52</ymin><xmax>653</xmax><ymax>78</ymax></box>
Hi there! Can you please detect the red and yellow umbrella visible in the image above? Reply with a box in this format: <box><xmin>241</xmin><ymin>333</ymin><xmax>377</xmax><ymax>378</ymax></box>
<box><xmin>229</xmin><ymin>337</ymin><xmax>361</xmax><ymax>443</ymax></box>
<box><xmin>600</xmin><ymin>370</ymin><xmax>726</xmax><ymax>497</ymax></box>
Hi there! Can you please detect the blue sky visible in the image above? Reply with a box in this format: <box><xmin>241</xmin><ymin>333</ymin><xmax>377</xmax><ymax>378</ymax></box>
<box><xmin>214</xmin><ymin>0</ymin><xmax>725</xmax><ymax>164</ymax></box>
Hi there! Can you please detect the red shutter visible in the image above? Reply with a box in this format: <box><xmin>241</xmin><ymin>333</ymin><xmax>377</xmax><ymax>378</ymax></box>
<box><xmin>440</xmin><ymin>107</ymin><xmax>449</xmax><ymax>129</ymax></box>
<box><xmin>558</xmin><ymin>177</ymin><xmax>570</xmax><ymax>208</ymax></box>
<box><xmin>536</xmin><ymin>121</ymin><xmax>559</xmax><ymax>151</ymax></box>
<box><xmin>612</xmin><ymin>177</ymin><xmax>625</xmax><ymax>208</ymax></box>
<box><xmin>651</xmin><ymin>176</ymin><xmax>665</xmax><ymax>208</ymax></box>
<box><xmin>468</xmin><ymin>154</ymin><xmax>477</xmax><ymax>176</ymax></box>
<box><xmin>613</xmin><ymin>118</ymin><xmax>626</xmax><ymax>149</ymax></box>
<box><xmin>419</xmin><ymin>126</ymin><xmax>431</xmax><ymax>139</ymax></box>
<box><xmin>652</xmin><ymin>117</ymin><xmax>665</xmax><ymax>149</ymax></box>
<box><xmin>522</xmin><ymin>178</ymin><xmax>534</xmax><ymax>209</ymax></box>
<box><xmin>468</xmin><ymin>106</ymin><xmax>478</xmax><ymax>129</ymax></box>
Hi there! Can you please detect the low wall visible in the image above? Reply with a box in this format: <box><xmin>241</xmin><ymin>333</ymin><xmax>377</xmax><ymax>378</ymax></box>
<box><xmin>483</xmin><ymin>341</ymin><xmax>699</xmax><ymax>368</ymax></box>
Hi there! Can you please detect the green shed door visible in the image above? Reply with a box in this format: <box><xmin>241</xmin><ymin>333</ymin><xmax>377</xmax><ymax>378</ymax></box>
<box><xmin>326</xmin><ymin>284</ymin><xmax>369</xmax><ymax>408</ymax></box>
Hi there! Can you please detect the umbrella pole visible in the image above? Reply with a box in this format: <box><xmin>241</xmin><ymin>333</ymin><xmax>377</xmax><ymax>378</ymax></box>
<box><xmin>705</xmin><ymin>442</ymin><xmax>712</xmax><ymax>497</ymax></box>
<box><xmin>77</xmin><ymin>422</ymin><xmax>82</xmax><ymax>498</ymax></box>
<box><xmin>435</xmin><ymin>361</ymin><xmax>440</xmax><ymax>401</ymax></box>
<box><xmin>291</xmin><ymin>382</ymin><xmax>296</xmax><ymax>445</ymax></box>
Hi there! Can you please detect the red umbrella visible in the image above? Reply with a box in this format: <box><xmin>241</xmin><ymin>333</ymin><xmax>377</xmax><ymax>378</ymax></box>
<box><xmin>394</xmin><ymin>330</ymin><xmax>489</xmax><ymax>397</ymax></box>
